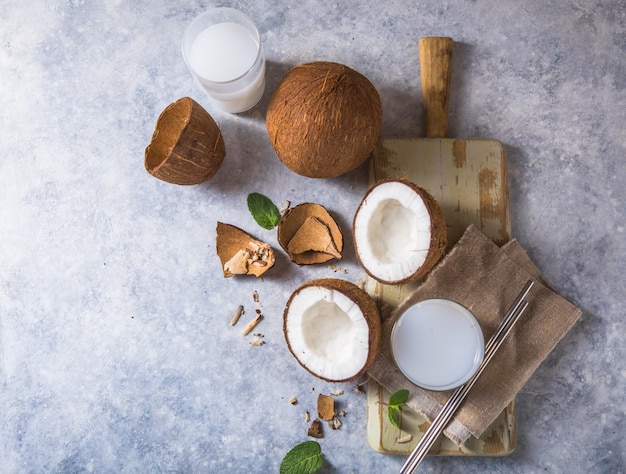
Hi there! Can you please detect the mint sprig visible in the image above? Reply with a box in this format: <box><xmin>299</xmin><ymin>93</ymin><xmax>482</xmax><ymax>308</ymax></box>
<box><xmin>388</xmin><ymin>389</ymin><xmax>409</xmax><ymax>429</ymax></box>
<box><xmin>247</xmin><ymin>192</ymin><xmax>281</xmax><ymax>230</ymax></box>
<box><xmin>280</xmin><ymin>440</ymin><xmax>323</xmax><ymax>474</ymax></box>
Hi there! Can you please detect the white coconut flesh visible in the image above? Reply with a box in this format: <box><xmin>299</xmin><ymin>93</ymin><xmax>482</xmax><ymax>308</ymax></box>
<box><xmin>354</xmin><ymin>181</ymin><xmax>433</xmax><ymax>283</ymax></box>
<box><xmin>285</xmin><ymin>286</ymin><xmax>370</xmax><ymax>381</ymax></box>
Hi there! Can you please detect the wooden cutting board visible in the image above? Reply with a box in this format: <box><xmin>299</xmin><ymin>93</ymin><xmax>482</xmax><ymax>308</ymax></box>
<box><xmin>365</xmin><ymin>37</ymin><xmax>515</xmax><ymax>456</ymax></box>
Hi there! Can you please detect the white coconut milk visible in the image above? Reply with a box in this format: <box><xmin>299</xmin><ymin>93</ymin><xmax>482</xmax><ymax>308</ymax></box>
<box><xmin>183</xmin><ymin>10</ymin><xmax>266</xmax><ymax>113</ymax></box>
<box><xmin>391</xmin><ymin>299</ymin><xmax>484</xmax><ymax>391</ymax></box>
<box><xmin>189</xmin><ymin>23</ymin><xmax>259</xmax><ymax>82</ymax></box>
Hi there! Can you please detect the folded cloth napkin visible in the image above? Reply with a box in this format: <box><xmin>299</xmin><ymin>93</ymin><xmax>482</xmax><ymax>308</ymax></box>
<box><xmin>368</xmin><ymin>224</ymin><xmax>582</xmax><ymax>445</ymax></box>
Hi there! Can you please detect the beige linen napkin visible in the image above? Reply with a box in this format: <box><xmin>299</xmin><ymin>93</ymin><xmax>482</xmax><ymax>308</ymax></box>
<box><xmin>368</xmin><ymin>224</ymin><xmax>582</xmax><ymax>445</ymax></box>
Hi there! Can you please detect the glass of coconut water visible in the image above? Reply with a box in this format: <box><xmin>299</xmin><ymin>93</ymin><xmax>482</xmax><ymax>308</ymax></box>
<box><xmin>182</xmin><ymin>8</ymin><xmax>265</xmax><ymax>113</ymax></box>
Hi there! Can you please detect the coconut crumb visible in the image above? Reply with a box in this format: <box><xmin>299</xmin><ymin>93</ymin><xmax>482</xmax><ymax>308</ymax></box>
<box><xmin>241</xmin><ymin>314</ymin><xmax>263</xmax><ymax>335</ymax></box>
<box><xmin>229</xmin><ymin>305</ymin><xmax>244</xmax><ymax>326</ymax></box>
<box><xmin>327</xmin><ymin>264</ymin><xmax>347</xmax><ymax>274</ymax></box>
<box><xmin>305</xmin><ymin>411</ymin><xmax>310</xmax><ymax>422</ymax></box>
<box><xmin>328</xmin><ymin>417</ymin><xmax>342</xmax><ymax>430</ymax></box>
<box><xmin>355</xmin><ymin>384</ymin><xmax>366</xmax><ymax>394</ymax></box>
<box><xmin>281</xmin><ymin>200</ymin><xmax>291</xmax><ymax>214</ymax></box>
<box><xmin>249</xmin><ymin>339</ymin><xmax>265</xmax><ymax>346</ymax></box>
<box><xmin>289</xmin><ymin>397</ymin><xmax>297</xmax><ymax>405</ymax></box>
<box><xmin>307</xmin><ymin>419</ymin><xmax>323</xmax><ymax>439</ymax></box>
<box><xmin>330</xmin><ymin>389</ymin><xmax>344</xmax><ymax>396</ymax></box>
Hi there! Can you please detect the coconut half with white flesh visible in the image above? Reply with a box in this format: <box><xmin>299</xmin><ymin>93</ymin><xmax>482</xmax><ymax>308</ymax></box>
<box><xmin>353</xmin><ymin>179</ymin><xmax>447</xmax><ymax>284</ymax></box>
<box><xmin>283</xmin><ymin>278</ymin><xmax>381</xmax><ymax>382</ymax></box>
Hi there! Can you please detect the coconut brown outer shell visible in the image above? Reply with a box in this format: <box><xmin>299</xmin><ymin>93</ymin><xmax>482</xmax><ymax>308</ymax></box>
<box><xmin>266</xmin><ymin>62</ymin><xmax>382</xmax><ymax>178</ymax></box>
<box><xmin>277</xmin><ymin>203</ymin><xmax>343</xmax><ymax>265</ymax></box>
<box><xmin>353</xmin><ymin>179</ymin><xmax>448</xmax><ymax>284</ymax></box>
<box><xmin>283</xmin><ymin>278</ymin><xmax>382</xmax><ymax>383</ymax></box>
<box><xmin>215</xmin><ymin>222</ymin><xmax>275</xmax><ymax>277</ymax></box>
<box><xmin>145</xmin><ymin>97</ymin><xmax>226</xmax><ymax>185</ymax></box>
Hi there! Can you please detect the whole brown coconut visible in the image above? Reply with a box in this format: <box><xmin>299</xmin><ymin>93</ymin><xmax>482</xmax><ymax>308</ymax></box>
<box><xmin>283</xmin><ymin>278</ymin><xmax>381</xmax><ymax>382</ymax></box>
<box><xmin>145</xmin><ymin>97</ymin><xmax>225</xmax><ymax>185</ymax></box>
<box><xmin>266</xmin><ymin>62</ymin><xmax>382</xmax><ymax>178</ymax></box>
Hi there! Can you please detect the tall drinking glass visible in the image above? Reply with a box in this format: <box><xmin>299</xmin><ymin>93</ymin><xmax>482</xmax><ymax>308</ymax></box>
<box><xmin>182</xmin><ymin>8</ymin><xmax>265</xmax><ymax>113</ymax></box>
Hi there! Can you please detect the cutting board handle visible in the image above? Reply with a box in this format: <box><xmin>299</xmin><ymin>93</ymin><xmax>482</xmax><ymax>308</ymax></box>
<box><xmin>419</xmin><ymin>37</ymin><xmax>453</xmax><ymax>138</ymax></box>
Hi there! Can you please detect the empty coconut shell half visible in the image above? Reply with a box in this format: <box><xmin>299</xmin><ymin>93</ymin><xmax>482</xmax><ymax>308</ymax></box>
<box><xmin>277</xmin><ymin>203</ymin><xmax>343</xmax><ymax>265</ymax></box>
<box><xmin>145</xmin><ymin>97</ymin><xmax>226</xmax><ymax>185</ymax></box>
<box><xmin>283</xmin><ymin>278</ymin><xmax>381</xmax><ymax>382</ymax></box>
<box><xmin>216</xmin><ymin>222</ymin><xmax>275</xmax><ymax>277</ymax></box>
<box><xmin>353</xmin><ymin>179</ymin><xmax>447</xmax><ymax>284</ymax></box>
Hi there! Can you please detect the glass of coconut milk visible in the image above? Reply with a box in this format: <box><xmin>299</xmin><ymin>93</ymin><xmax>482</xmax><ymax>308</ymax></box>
<box><xmin>391</xmin><ymin>299</ymin><xmax>485</xmax><ymax>391</ymax></box>
<box><xmin>182</xmin><ymin>8</ymin><xmax>265</xmax><ymax>113</ymax></box>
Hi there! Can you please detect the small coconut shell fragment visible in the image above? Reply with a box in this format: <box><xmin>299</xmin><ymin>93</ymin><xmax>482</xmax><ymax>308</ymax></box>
<box><xmin>317</xmin><ymin>394</ymin><xmax>335</xmax><ymax>421</ymax></box>
<box><xmin>278</xmin><ymin>203</ymin><xmax>343</xmax><ymax>265</ymax></box>
<box><xmin>307</xmin><ymin>419</ymin><xmax>323</xmax><ymax>439</ymax></box>
<box><xmin>216</xmin><ymin>222</ymin><xmax>275</xmax><ymax>277</ymax></box>
<box><xmin>145</xmin><ymin>97</ymin><xmax>225</xmax><ymax>185</ymax></box>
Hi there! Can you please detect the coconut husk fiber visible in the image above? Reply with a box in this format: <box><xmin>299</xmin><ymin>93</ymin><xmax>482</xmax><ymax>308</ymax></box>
<box><xmin>368</xmin><ymin>224</ymin><xmax>582</xmax><ymax>445</ymax></box>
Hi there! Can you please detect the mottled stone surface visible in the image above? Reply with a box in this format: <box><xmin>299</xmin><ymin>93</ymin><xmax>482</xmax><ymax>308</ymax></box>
<box><xmin>0</xmin><ymin>1</ymin><xmax>624</xmax><ymax>472</ymax></box>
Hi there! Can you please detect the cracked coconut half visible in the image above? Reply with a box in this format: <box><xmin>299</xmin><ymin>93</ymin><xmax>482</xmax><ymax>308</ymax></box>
<box><xmin>277</xmin><ymin>203</ymin><xmax>343</xmax><ymax>265</ymax></box>
<box><xmin>283</xmin><ymin>278</ymin><xmax>381</xmax><ymax>382</ymax></box>
<box><xmin>353</xmin><ymin>179</ymin><xmax>447</xmax><ymax>284</ymax></box>
<box><xmin>216</xmin><ymin>222</ymin><xmax>275</xmax><ymax>277</ymax></box>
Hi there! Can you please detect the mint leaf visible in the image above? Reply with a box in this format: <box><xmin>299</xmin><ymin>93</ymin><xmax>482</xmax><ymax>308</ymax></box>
<box><xmin>280</xmin><ymin>441</ymin><xmax>323</xmax><ymax>474</ymax></box>
<box><xmin>389</xmin><ymin>389</ymin><xmax>409</xmax><ymax>406</ymax></box>
<box><xmin>247</xmin><ymin>192</ymin><xmax>281</xmax><ymax>230</ymax></box>
<box><xmin>388</xmin><ymin>405</ymin><xmax>401</xmax><ymax>429</ymax></box>
<box><xmin>388</xmin><ymin>389</ymin><xmax>410</xmax><ymax>429</ymax></box>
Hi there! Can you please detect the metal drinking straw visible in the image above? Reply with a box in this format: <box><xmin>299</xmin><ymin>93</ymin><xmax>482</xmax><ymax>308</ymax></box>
<box><xmin>399</xmin><ymin>279</ymin><xmax>535</xmax><ymax>474</ymax></box>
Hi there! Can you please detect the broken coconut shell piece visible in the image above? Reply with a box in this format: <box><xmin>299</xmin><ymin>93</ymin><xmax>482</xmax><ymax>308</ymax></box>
<box><xmin>307</xmin><ymin>419</ymin><xmax>323</xmax><ymax>439</ymax></box>
<box><xmin>283</xmin><ymin>278</ymin><xmax>381</xmax><ymax>382</ymax></box>
<box><xmin>317</xmin><ymin>394</ymin><xmax>335</xmax><ymax>421</ymax></box>
<box><xmin>216</xmin><ymin>222</ymin><xmax>275</xmax><ymax>277</ymax></box>
<box><xmin>353</xmin><ymin>179</ymin><xmax>447</xmax><ymax>284</ymax></box>
<box><xmin>144</xmin><ymin>97</ymin><xmax>226</xmax><ymax>185</ymax></box>
<box><xmin>277</xmin><ymin>203</ymin><xmax>343</xmax><ymax>265</ymax></box>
